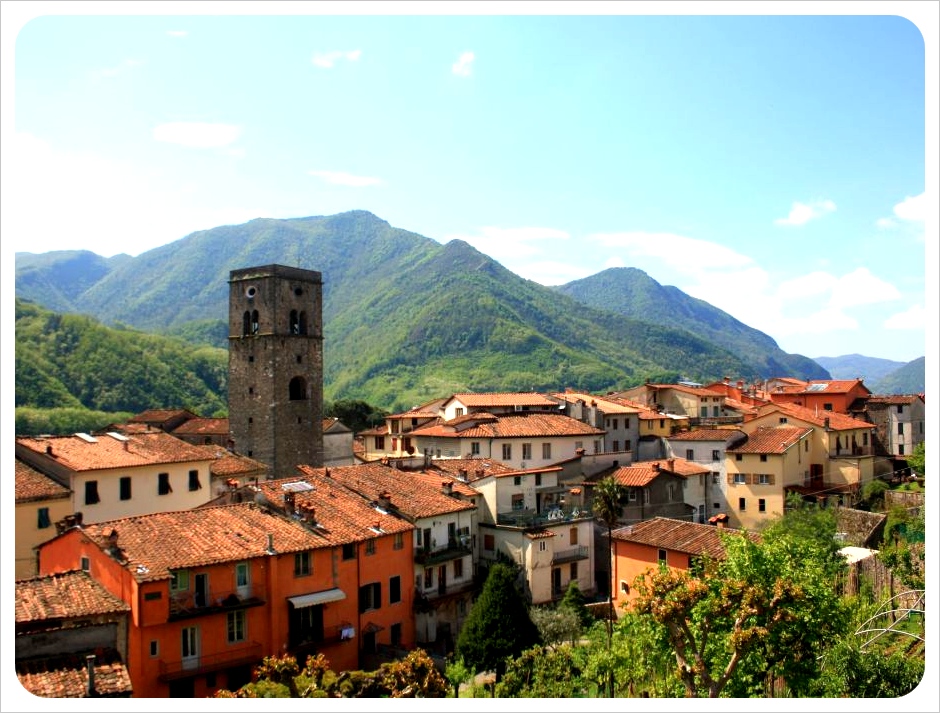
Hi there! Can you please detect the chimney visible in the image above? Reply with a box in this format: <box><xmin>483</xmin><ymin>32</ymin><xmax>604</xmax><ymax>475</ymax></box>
<box><xmin>378</xmin><ymin>491</ymin><xmax>392</xmax><ymax>509</ymax></box>
<box><xmin>324</xmin><ymin>468</ymin><xmax>331</xmax><ymax>478</ymax></box>
<box><xmin>266</xmin><ymin>533</ymin><xmax>275</xmax><ymax>554</ymax></box>
<box><xmin>724</xmin><ymin>376</ymin><xmax>730</xmax><ymax>384</ymax></box>
<box><xmin>74</xmin><ymin>512</ymin><xmax>83</xmax><ymax>527</ymax></box>
<box><xmin>284</xmin><ymin>492</ymin><xmax>296</xmax><ymax>514</ymax></box>
<box><xmin>458</xmin><ymin>468</ymin><xmax>468</xmax><ymax>480</ymax></box>
<box><xmin>667</xmin><ymin>458</ymin><xmax>675</xmax><ymax>471</ymax></box>
<box><xmin>824</xmin><ymin>417</ymin><xmax>831</xmax><ymax>430</ymax></box>
<box><xmin>653</xmin><ymin>462</ymin><xmax>660</xmax><ymax>472</ymax></box>
<box><xmin>123</xmin><ymin>440</ymin><xmax>129</xmax><ymax>451</ymax></box>
<box><xmin>108</xmin><ymin>528</ymin><xmax>119</xmax><ymax>551</ymax></box>
<box><xmin>46</xmin><ymin>444</ymin><xmax>54</xmax><ymax>456</ymax></box>
<box><xmin>85</xmin><ymin>654</ymin><xmax>96</xmax><ymax>697</ymax></box>
<box><xmin>441</xmin><ymin>480</ymin><xmax>454</xmax><ymax>495</ymax></box>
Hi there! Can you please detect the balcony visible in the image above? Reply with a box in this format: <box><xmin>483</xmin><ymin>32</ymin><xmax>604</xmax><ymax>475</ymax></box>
<box><xmin>168</xmin><ymin>584</ymin><xmax>266</xmax><ymax>621</ymax></box>
<box><xmin>551</xmin><ymin>545</ymin><xmax>589</xmax><ymax>565</ymax></box>
<box><xmin>158</xmin><ymin>641</ymin><xmax>263</xmax><ymax>681</ymax></box>
<box><xmin>288</xmin><ymin>622</ymin><xmax>356</xmax><ymax>659</ymax></box>
<box><xmin>496</xmin><ymin>506</ymin><xmax>590</xmax><ymax>529</ymax></box>
<box><xmin>688</xmin><ymin>416</ymin><xmax>744</xmax><ymax>427</ymax></box>
<box><xmin>829</xmin><ymin>446</ymin><xmax>873</xmax><ymax>458</ymax></box>
<box><xmin>414</xmin><ymin>538</ymin><xmax>471</xmax><ymax>566</ymax></box>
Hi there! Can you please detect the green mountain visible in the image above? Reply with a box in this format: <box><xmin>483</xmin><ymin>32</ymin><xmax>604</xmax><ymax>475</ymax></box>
<box><xmin>555</xmin><ymin>267</ymin><xmax>830</xmax><ymax>380</ymax></box>
<box><xmin>868</xmin><ymin>357</ymin><xmax>926</xmax><ymax>395</ymax></box>
<box><xmin>15</xmin><ymin>211</ymin><xmax>823</xmax><ymax>412</ymax></box>
<box><xmin>813</xmin><ymin>353</ymin><xmax>907</xmax><ymax>383</ymax></box>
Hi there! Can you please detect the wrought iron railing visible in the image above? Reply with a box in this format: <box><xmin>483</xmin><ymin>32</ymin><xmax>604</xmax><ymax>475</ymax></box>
<box><xmin>158</xmin><ymin>641</ymin><xmax>263</xmax><ymax>681</ymax></box>
<box><xmin>551</xmin><ymin>545</ymin><xmax>589</xmax><ymax>565</ymax></box>
<box><xmin>496</xmin><ymin>506</ymin><xmax>590</xmax><ymax>529</ymax></box>
<box><xmin>168</xmin><ymin>584</ymin><xmax>266</xmax><ymax>620</ymax></box>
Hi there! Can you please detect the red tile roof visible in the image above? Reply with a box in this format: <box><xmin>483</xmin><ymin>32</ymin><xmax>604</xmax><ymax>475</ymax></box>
<box><xmin>795</xmin><ymin>379</ymin><xmax>871</xmax><ymax>395</ymax></box>
<box><xmin>17</xmin><ymin>649</ymin><xmax>133</xmax><ymax>698</ymax></box>
<box><xmin>425</xmin><ymin>458</ymin><xmax>516</xmax><ymax>484</ymax></box>
<box><xmin>668</xmin><ymin>429</ymin><xmax>745</xmax><ymax>442</ymax></box>
<box><xmin>449</xmin><ymin>392</ymin><xmax>559</xmax><ymax>408</ymax></box>
<box><xmin>296</xmin><ymin>463</ymin><xmax>476</xmax><ymax>519</ymax></box>
<box><xmin>15</xmin><ymin>570</ymin><xmax>130</xmax><ymax>623</ymax></box>
<box><xmin>17</xmin><ymin>431</ymin><xmax>214</xmax><ymax>472</ymax></box>
<box><xmin>605</xmin><ymin>457</ymin><xmax>709</xmax><ymax>487</ymax></box>
<box><xmin>551</xmin><ymin>392</ymin><xmax>642</xmax><ymax>414</ymax></box>
<box><xmin>759</xmin><ymin>402</ymin><xmax>875</xmax><ymax>431</ymax></box>
<box><xmin>412</xmin><ymin>412</ymin><xmax>605</xmax><ymax>439</ymax></box>
<box><xmin>15</xmin><ymin>458</ymin><xmax>70</xmax><ymax>503</ymax></box>
<box><xmin>71</xmin><ymin>503</ymin><xmax>333</xmax><ymax>582</ymax></box>
<box><xmin>867</xmin><ymin>394</ymin><xmax>924</xmax><ymax>405</ymax></box>
<box><xmin>646</xmin><ymin>383</ymin><xmax>725</xmax><ymax>398</ymax></box>
<box><xmin>612</xmin><ymin>516</ymin><xmax>759</xmax><ymax>558</ymax></box>
<box><xmin>727</xmin><ymin>426</ymin><xmax>813</xmax><ymax>454</ymax></box>
<box><xmin>171</xmin><ymin>417</ymin><xmax>229</xmax><ymax>435</ymax></box>
<box><xmin>195</xmin><ymin>445</ymin><xmax>270</xmax><ymax>477</ymax></box>
<box><xmin>129</xmin><ymin>408</ymin><xmax>198</xmax><ymax>423</ymax></box>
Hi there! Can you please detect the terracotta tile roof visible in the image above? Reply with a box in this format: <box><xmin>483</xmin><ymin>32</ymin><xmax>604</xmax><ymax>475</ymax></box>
<box><xmin>551</xmin><ymin>392</ymin><xmax>642</xmax><ymax>414</ymax></box>
<box><xmin>388</xmin><ymin>410</ymin><xmax>439</xmax><ymax>420</ymax></box>
<box><xmin>129</xmin><ymin>408</ymin><xmax>198</xmax><ymax>424</ymax></box>
<box><xmin>721</xmin><ymin>398</ymin><xmax>760</xmax><ymax>415</ymax></box>
<box><xmin>17</xmin><ymin>649</ymin><xmax>133</xmax><ymax>698</ymax></box>
<box><xmin>410</xmin><ymin>469</ymin><xmax>480</xmax><ymax>499</ymax></box>
<box><xmin>647</xmin><ymin>383</ymin><xmax>725</xmax><ymax>398</ymax></box>
<box><xmin>254</xmin><ymin>471</ymin><xmax>414</xmax><ymax>543</ymax></box>
<box><xmin>668</xmin><ymin>429</ymin><xmax>745</xmax><ymax>442</ymax></box>
<box><xmin>171</xmin><ymin>417</ymin><xmax>229</xmax><ymax>436</ymax></box>
<box><xmin>412</xmin><ymin>412</ymin><xmax>605</xmax><ymax>439</ymax></box>
<box><xmin>525</xmin><ymin>529</ymin><xmax>556</xmax><ymax>540</ymax></box>
<box><xmin>15</xmin><ymin>570</ymin><xmax>130</xmax><ymax>623</ymax></box>
<box><xmin>296</xmin><ymin>463</ymin><xmax>476</xmax><ymax>519</ymax></box>
<box><xmin>760</xmin><ymin>402</ymin><xmax>875</xmax><ymax>431</ymax></box>
<box><xmin>323</xmin><ymin>418</ymin><xmax>353</xmax><ymax>433</ymax></box>
<box><xmin>727</xmin><ymin>426</ymin><xmax>813</xmax><ymax>454</ymax></box>
<box><xmin>795</xmin><ymin>379</ymin><xmax>870</xmax><ymax>394</ymax></box>
<box><xmin>611</xmin><ymin>516</ymin><xmax>759</xmax><ymax>558</ymax></box>
<box><xmin>867</xmin><ymin>394</ymin><xmax>924</xmax><ymax>405</ymax></box>
<box><xmin>426</xmin><ymin>458</ymin><xmax>516</xmax><ymax>483</ymax></box>
<box><xmin>449</xmin><ymin>392</ymin><xmax>559</xmax><ymax>408</ymax></box>
<box><xmin>194</xmin><ymin>445</ymin><xmax>270</xmax><ymax>477</ymax></box>
<box><xmin>17</xmin><ymin>431</ymin><xmax>214</xmax><ymax>472</ymax></box>
<box><xmin>604</xmin><ymin>457</ymin><xmax>709</xmax><ymax>487</ymax></box>
<box><xmin>15</xmin><ymin>458</ymin><xmax>70</xmax><ymax>503</ymax></box>
<box><xmin>72</xmin><ymin>503</ymin><xmax>332</xmax><ymax>582</ymax></box>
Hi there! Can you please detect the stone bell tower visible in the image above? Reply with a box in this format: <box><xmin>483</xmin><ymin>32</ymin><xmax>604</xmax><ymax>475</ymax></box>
<box><xmin>228</xmin><ymin>264</ymin><xmax>324</xmax><ymax>477</ymax></box>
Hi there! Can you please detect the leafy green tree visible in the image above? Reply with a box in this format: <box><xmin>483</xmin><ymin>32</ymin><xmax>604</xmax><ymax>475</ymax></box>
<box><xmin>812</xmin><ymin>633</ymin><xmax>925</xmax><ymax>696</ymax></box>
<box><xmin>560</xmin><ymin>580</ymin><xmax>594</xmax><ymax>630</ymax></box>
<box><xmin>443</xmin><ymin>656</ymin><xmax>473</xmax><ymax>698</ymax></box>
<box><xmin>324</xmin><ymin>398</ymin><xmax>389</xmax><ymax>433</ymax></box>
<box><xmin>495</xmin><ymin>645</ymin><xmax>587</xmax><ymax>697</ymax></box>
<box><xmin>879</xmin><ymin>506</ymin><xmax>925</xmax><ymax>590</ymax></box>
<box><xmin>455</xmin><ymin>563</ymin><xmax>541</xmax><ymax>682</ymax></box>
<box><xmin>907</xmin><ymin>441</ymin><xmax>925</xmax><ymax>476</ymax></box>
<box><xmin>530</xmin><ymin>604</ymin><xmax>582</xmax><ymax>649</ymax></box>
<box><xmin>861</xmin><ymin>478</ymin><xmax>890</xmax><ymax>511</ymax></box>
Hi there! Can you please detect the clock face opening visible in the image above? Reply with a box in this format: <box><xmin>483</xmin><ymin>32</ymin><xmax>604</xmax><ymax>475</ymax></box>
<box><xmin>246</xmin><ymin>286</ymin><xmax>257</xmax><ymax>298</ymax></box>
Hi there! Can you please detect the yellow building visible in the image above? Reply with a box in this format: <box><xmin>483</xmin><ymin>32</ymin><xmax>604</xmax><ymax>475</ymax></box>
<box><xmin>14</xmin><ymin>458</ymin><xmax>72</xmax><ymax>579</ymax></box>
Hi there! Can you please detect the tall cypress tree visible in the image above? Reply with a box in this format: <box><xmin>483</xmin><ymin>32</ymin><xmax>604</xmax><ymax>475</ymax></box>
<box><xmin>455</xmin><ymin>563</ymin><xmax>541</xmax><ymax>682</ymax></box>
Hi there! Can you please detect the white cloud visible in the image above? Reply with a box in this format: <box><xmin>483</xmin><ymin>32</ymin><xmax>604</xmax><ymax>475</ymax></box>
<box><xmin>153</xmin><ymin>122</ymin><xmax>241</xmax><ymax>149</ymax></box>
<box><xmin>876</xmin><ymin>217</ymin><xmax>895</xmax><ymax>229</ymax></box>
<box><xmin>827</xmin><ymin>267</ymin><xmax>902</xmax><ymax>309</ymax></box>
<box><xmin>312</xmin><ymin>50</ymin><xmax>361</xmax><ymax>68</ymax></box>
<box><xmin>308</xmin><ymin>170</ymin><xmax>382</xmax><ymax>187</ymax></box>
<box><xmin>893</xmin><ymin>192</ymin><xmax>926</xmax><ymax>222</ymax></box>
<box><xmin>588</xmin><ymin>231</ymin><xmax>753</xmax><ymax>275</ymax></box>
<box><xmin>884</xmin><ymin>304</ymin><xmax>925</xmax><ymax>330</ymax></box>
<box><xmin>167</xmin><ymin>30</ymin><xmax>188</xmax><ymax>38</ymax></box>
<box><xmin>604</xmin><ymin>255</ymin><xmax>626</xmax><ymax>269</ymax></box>
<box><xmin>452</xmin><ymin>51</ymin><xmax>475</xmax><ymax>77</ymax></box>
<box><xmin>514</xmin><ymin>260</ymin><xmax>595</xmax><ymax>286</ymax></box>
<box><xmin>443</xmin><ymin>226</ymin><xmax>569</xmax><ymax>263</ymax></box>
<box><xmin>774</xmin><ymin>199</ymin><xmax>837</xmax><ymax>226</ymax></box>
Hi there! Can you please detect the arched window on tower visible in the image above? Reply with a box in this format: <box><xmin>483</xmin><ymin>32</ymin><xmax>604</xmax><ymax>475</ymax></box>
<box><xmin>251</xmin><ymin>310</ymin><xmax>260</xmax><ymax>334</ymax></box>
<box><xmin>289</xmin><ymin>309</ymin><xmax>300</xmax><ymax>334</ymax></box>
<box><xmin>242</xmin><ymin>311</ymin><xmax>251</xmax><ymax>336</ymax></box>
<box><xmin>289</xmin><ymin>376</ymin><xmax>308</xmax><ymax>401</ymax></box>
<box><xmin>298</xmin><ymin>311</ymin><xmax>308</xmax><ymax>335</ymax></box>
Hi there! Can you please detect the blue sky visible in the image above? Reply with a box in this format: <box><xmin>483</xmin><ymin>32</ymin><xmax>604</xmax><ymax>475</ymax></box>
<box><xmin>3</xmin><ymin>3</ymin><xmax>936</xmax><ymax>365</ymax></box>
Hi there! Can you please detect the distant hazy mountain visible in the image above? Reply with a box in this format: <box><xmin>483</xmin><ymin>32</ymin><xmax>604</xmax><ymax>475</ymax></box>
<box><xmin>15</xmin><ymin>211</ymin><xmax>827</xmax><ymax>412</ymax></box>
<box><xmin>814</xmin><ymin>354</ymin><xmax>906</xmax><ymax>383</ymax></box>
<box><xmin>556</xmin><ymin>267</ymin><xmax>830</xmax><ymax>380</ymax></box>
<box><xmin>869</xmin><ymin>357</ymin><xmax>926</xmax><ymax>395</ymax></box>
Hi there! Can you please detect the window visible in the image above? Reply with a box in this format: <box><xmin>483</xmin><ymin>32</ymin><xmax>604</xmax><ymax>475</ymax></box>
<box><xmin>502</xmin><ymin>444</ymin><xmax>512</xmax><ymax>460</ymax></box>
<box><xmin>712</xmin><ymin>450</ymin><xmax>720</xmax><ymax>461</ymax></box>
<box><xmin>84</xmin><ymin>480</ymin><xmax>100</xmax><ymax>505</ymax></box>
<box><xmin>734</xmin><ymin>473</ymin><xmax>746</xmax><ymax>484</ymax></box>
<box><xmin>535</xmin><ymin>473</ymin><xmax>542</xmax><ymax>486</ymax></box>
<box><xmin>758</xmin><ymin>499</ymin><xmax>766</xmax><ymax>513</ymax></box>
<box><xmin>735</xmin><ymin>454</ymin><xmax>743</xmax><ymax>461</ymax></box>
<box><xmin>823</xmin><ymin>403</ymin><xmax>833</xmax><ymax>411</ymax></box>
<box><xmin>227</xmin><ymin>610</ymin><xmax>246</xmax><ymax>643</ymax></box>
<box><xmin>862</xmin><ymin>433</ymin><xmax>868</xmax><ymax>446</ymax></box>
<box><xmin>390</xmin><ymin>622</ymin><xmax>402</xmax><ymax>647</ymax></box>
<box><xmin>37</xmin><ymin>507</ymin><xmax>51</xmax><ymax>529</ymax></box>
<box><xmin>739</xmin><ymin>497</ymin><xmax>746</xmax><ymax>511</ymax></box>
<box><xmin>393</xmin><ymin>532</ymin><xmax>403</xmax><ymax>550</ymax></box>
<box><xmin>455</xmin><ymin>407</ymin><xmax>465</xmax><ymax>417</ymax></box>
<box><xmin>759</xmin><ymin>454</ymin><xmax>767</xmax><ymax>462</ymax></box>
<box><xmin>758</xmin><ymin>474</ymin><xmax>771</xmax><ymax>485</ymax></box>
<box><xmin>620</xmin><ymin>580</ymin><xmax>630</xmax><ymax>594</ymax></box>
<box><xmin>713</xmin><ymin>406</ymin><xmax>720</xmax><ymax>417</ymax></box>
<box><xmin>170</xmin><ymin>570</ymin><xmax>190</xmax><ymax>591</ymax></box>
<box><xmin>294</xmin><ymin>551</ymin><xmax>311</xmax><ymax>576</ymax></box>
<box><xmin>484</xmin><ymin>534</ymin><xmax>495</xmax><ymax>551</ymax></box>
<box><xmin>899</xmin><ymin>445</ymin><xmax>905</xmax><ymax>455</ymax></box>
<box><xmin>658</xmin><ymin>548</ymin><xmax>667</xmax><ymax>564</ymax></box>
<box><xmin>628</xmin><ymin>489</ymin><xmax>637</xmax><ymax>501</ymax></box>
<box><xmin>188</xmin><ymin>469</ymin><xmax>201</xmax><ymax>491</ymax></box>
<box><xmin>424</xmin><ymin>568</ymin><xmax>433</xmax><ymax>588</ymax></box>
<box><xmin>612</xmin><ymin>419</ymin><xmax>619</xmax><ymax>430</ymax></box>
<box><xmin>624</xmin><ymin>439</ymin><xmax>631</xmax><ymax>452</ymax></box>
<box><xmin>897</xmin><ymin>404</ymin><xmax>904</xmax><ymax>414</ymax></box>
<box><xmin>542</xmin><ymin>443</ymin><xmax>551</xmax><ymax>460</ymax></box>
<box><xmin>686</xmin><ymin>449</ymin><xmax>694</xmax><ymax>460</ymax></box>
<box><xmin>712</xmin><ymin>472</ymin><xmax>720</xmax><ymax>485</ymax></box>
<box><xmin>471</xmin><ymin>441</ymin><xmax>480</xmax><ymax>456</ymax></box>
<box><xmin>570</xmin><ymin>527</ymin><xmax>578</xmax><ymax>545</ymax></box>
<box><xmin>570</xmin><ymin>562</ymin><xmax>578</xmax><ymax>580</ymax></box>
<box><xmin>289</xmin><ymin>376</ymin><xmax>308</xmax><ymax>401</ymax></box>
<box><xmin>805</xmin><ymin>439</ymin><xmax>810</xmax><ymax>451</ymax></box>
<box><xmin>182</xmin><ymin>627</ymin><xmax>198</xmax><ymax>659</ymax></box>
<box><xmin>157</xmin><ymin>473</ymin><xmax>172</xmax><ymax>496</ymax></box>
<box><xmin>235</xmin><ymin>562</ymin><xmax>249</xmax><ymax>588</ymax></box>
<box><xmin>713</xmin><ymin>502</ymin><xmax>721</xmax><ymax>510</ymax></box>
<box><xmin>612</xmin><ymin>440</ymin><xmax>620</xmax><ymax>452</ymax></box>
<box><xmin>511</xmin><ymin>493</ymin><xmax>524</xmax><ymax>510</ymax></box>
<box><xmin>513</xmin><ymin>475</ymin><xmax>522</xmax><ymax>486</ymax></box>
<box><xmin>375</xmin><ymin>435</ymin><xmax>385</xmax><ymax>450</ymax></box>
<box><xmin>359</xmin><ymin>582</ymin><xmax>382</xmax><ymax>612</ymax></box>
<box><xmin>898</xmin><ymin>423</ymin><xmax>904</xmax><ymax>435</ymax></box>
<box><xmin>390</xmin><ymin>575</ymin><xmax>401</xmax><ymax>604</ymax></box>
<box><xmin>454</xmin><ymin>558</ymin><xmax>464</xmax><ymax>579</ymax></box>
<box><xmin>522</xmin><ymin>443</ymin><xmax>532</xmax><ymax>460</ymax></box>
<box><xmin>539</xmin><ymin>540</ymin><xmax>547</xmax><ymax>552</ymax></box>
<box><xmin>80</xmin><ymin>556</ymin><xmax>90</xmax><ymax>572</ymax></box>
<box><xmin>365</xmin><ymin>538</ymin><xmax>376</xmax><ymax>555</ymax></box>
<box><xmin>150</xmin><ymin>640</ymin><xmax>159</xmax><ymax>657</ymax></box>
<box><xmin>779</xmin><ymin>417</ymin><xmax>788</xmax><ymax>424</ymax></box>
<box><xmin>342</xmin><ymin>543</ymin><xmax>356</xmax><ymax>560</ymax></box>
<box><xmin>119</xmin><ymin>476</ymin><xmax>132</xmax><ymax>501</ymax></box>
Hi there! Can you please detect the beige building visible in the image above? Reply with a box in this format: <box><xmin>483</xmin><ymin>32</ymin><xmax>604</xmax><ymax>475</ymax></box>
<box><xmin>14</xmin><ymin>458</ymin><xmax>72</xmax><ymax>579</ymax></box>
<box><xmin>15</xmin><ymin>431</ymin><xmax>216</xmax><ymax>525</ymax></box>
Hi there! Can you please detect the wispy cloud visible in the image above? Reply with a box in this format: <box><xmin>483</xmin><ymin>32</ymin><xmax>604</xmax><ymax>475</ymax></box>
<box><xmin>308</xmin><ymin>170</ymin><xmax>382</xmax><ymax>187</ymax></box>
<box><xmin>589</xmin><ymin>231</ymin><xmax>753</xmax><ymax>274</ymax></box>
<box><xmin>167</xmin><ymin>30</ymin><xmax>188</xmax><ymax>38</ymax></box>
<box><xmin>91</xmin><ymin>58</ymin><xmax>142</xmax><ymax>80</ymax></box>
<box><xmin>884</xmin><ymin>304</ymin><xmax>925</xmax><ymax>330</ymax></box>
<box><xmin>876</xmin><ymin>192</ymin><xmax>926</xmax><ymax>239</ymax></box>
<box><xmin>153</xmin><ymin>122</ymin><xmax>242</xmax><ymax>149</ymax></box>
<box><xmin>774</xmin><ymin>199</ymin><xmax>837</xmax><ymax>226</ymax></box>
<box><xmin>443</xmin><ymin>226</ymin><xmax>568</xmax><ymax>262</ymax></box>
<box><xmin>452</xmin><ymin>51</ymin><xmax>475</xmax><ymax>77</ymax></box>
<box><xmin>312</xmin><ymin>49</ymin><xmax>361</xmax><ymax>68</ymax></box>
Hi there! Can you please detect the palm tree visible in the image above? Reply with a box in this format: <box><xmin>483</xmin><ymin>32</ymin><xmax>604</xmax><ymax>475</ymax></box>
<box><xmin>592</xmin><ymin>475</ymin><xmax>626</xmax><ymax>696</ymax></box>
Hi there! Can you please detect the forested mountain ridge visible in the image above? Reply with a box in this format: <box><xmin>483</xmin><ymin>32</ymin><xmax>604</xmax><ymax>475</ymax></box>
<box><xmin>16</xmin><ymin>210</ymin><xmax>828</xmax><ymax>412</ymax></box>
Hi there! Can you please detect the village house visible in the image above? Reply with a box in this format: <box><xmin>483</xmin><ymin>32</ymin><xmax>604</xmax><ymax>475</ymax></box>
<box><xmin>322</xmin><ymin>417</ymin><xmax>356</xmax><ymax>466</ymax></box>
<box><xmin>15</xmin><ymin>430</ymin><xmax>216</xmax><ymax>525</ymax></box>
<box><xmin>15</xmin><ymin>570</ymin><xmax>133</xmax><ymax>698</ymax></box>
<box><xmin>291</xmin><ymin>462</ymin><xmax>479</xmax><ymax>656</ymax></box>
<box><xmin>609</xmin><ymin>517</ymin><xmax>759</xmax><ymax>612</ymax></box>
<box><xmin>766</xmin><ymin>378</ymin><xmax>872</xmax><ymax>415</ymax></box>
<box><xmin>15</xmin><ymin>457</ymin><xmax>72</xmax><ymax>579</ymax></box>
<box><xmin>853</xmin><ymin>394</ymin><xmax>926</xmax><ymax>463</ymax></box>
<box><xmin>550</xmin><ymin>390</ymin><xmax>642</xmax><ymax>463</ymax></box>
<box><xmin>665</xmin><ymin>429</ymin><xmax>747</xmax><ymax>523</ymax></box>
<box><xmin>169</xmin><ymin>417</ymin><xmax>230</xmax><ymax>447</ymax></box>
<box><xmin>357</xmin><ymin>401</ymin><xmax>444</xmax><ymax>461</ymax></box>
<box><xmin>127</xmin><ymin>409</ymin><xmax>200</xmax><ymax>434</ymax></box>
<box><xmin>615</xmin><ymin>382</ymin><xmax>734</xmax><ymax>427</ymax></box>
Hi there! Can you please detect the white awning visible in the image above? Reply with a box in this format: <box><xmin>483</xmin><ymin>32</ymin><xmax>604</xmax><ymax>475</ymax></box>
<box><xmin>288</xmin><ymin>588</ymin><xmax>346</xmax><ymax>609</ymax></box>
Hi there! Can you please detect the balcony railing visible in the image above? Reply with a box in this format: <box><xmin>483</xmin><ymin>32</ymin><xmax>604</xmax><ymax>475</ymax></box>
<box><xmin>829</xmin><ymin>446</ymin><xmax>873</xmax><ymax>458</ymax></box>
<box><xmin>551</xmin><ymin>545</ymin><xmax>589</xmax><ymax>565</ymax></box>
<box><xmin>688</xmin><ymin>416</ymin><xmax>744</xmax><ymax>426</ymax></box>
<box><xmin>168</xmin><ymin>584</ymin><xmax>266</xmax><ymax>621</ymax></box>
<box><xmin>288</xmin><ymin>622</ymin><xmax>356</xmax><ymax>657</ymax></box>
<box><xmin>414</xmin><ymin>538</ymin><xmax>471</xmax><ymax>566</ymax></box>
<box><xmin>496</xmin><ymin>506</ymin><xmax>590</xmax><ymax>529</ymax></box>
<box><xmin>158</xmin><ymin>641</ymin><xmax>263</xmax><ymax>681</ymax></box>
